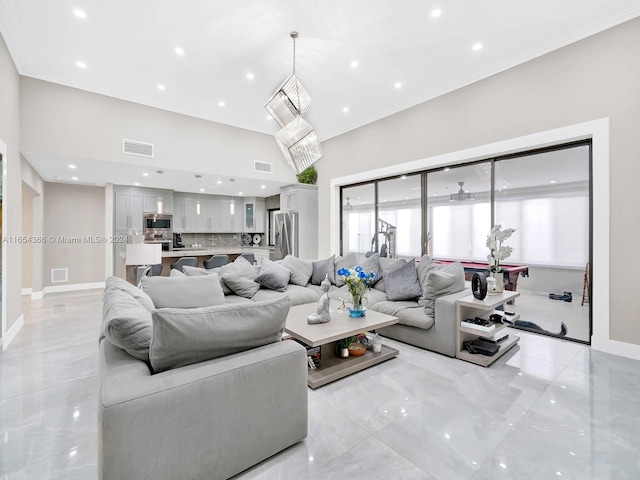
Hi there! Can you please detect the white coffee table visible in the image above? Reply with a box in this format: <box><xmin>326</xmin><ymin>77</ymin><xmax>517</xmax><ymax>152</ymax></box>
<box><xmin>285</xmin><ymin>303</ymin><xmax>399</xmax><ymax>389</ymax></box>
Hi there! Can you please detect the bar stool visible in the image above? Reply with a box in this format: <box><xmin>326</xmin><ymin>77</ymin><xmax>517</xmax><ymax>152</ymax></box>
<box><xmin>204</xmin><ymin>255</ymin><xmax>228</xmax><ymax>269</ymax></box>
<box><xmin>170</xmin><ymin>257</ymin><xmax>198</xmax><ymax>273</ymax></box>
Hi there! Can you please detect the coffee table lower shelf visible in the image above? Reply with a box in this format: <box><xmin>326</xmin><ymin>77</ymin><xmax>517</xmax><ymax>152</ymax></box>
<box><xmin>308</xmin><ymin>344</ymin><xmax>399</xmax><ymax>389</ymax></box>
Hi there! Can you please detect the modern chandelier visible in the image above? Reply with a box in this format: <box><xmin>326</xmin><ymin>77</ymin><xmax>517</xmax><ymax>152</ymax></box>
<box><xmin>450</xmin><ymin>181</ymin><xmax>475</xmax><ymax>201</ymax></box>
<box><xmin>265</xmin><ymin>32</ymin><xmax>322</xmax><ymax>174</ymax></box>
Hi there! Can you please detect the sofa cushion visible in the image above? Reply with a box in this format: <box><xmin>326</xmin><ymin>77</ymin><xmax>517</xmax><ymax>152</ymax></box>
<box><xmin>334</xmin><ymin>253</ymin><xmax>358</xmax><ymax>287</ymax></box>
<box><xmin>149</xmin><ymin>296</ymin><xmax>291</xmax><ymax>373</ymax></box>
<box><xmin>102</xmin><ymin>287</ymin><xmax>153</xmax><ymax>361</ymax></box>
<box><xmin>328</xmin><ymin>285</ymin><xmax>388</xmax><ymax>308</ymax></box>
<box><xmin>220</xmin><ymin>273</ymin><xmax>260</xmax><ymax>299</ymax></box>
<box><xmin>421</xmin><ymin>261</ymin><xmax>466</xmax><ymax>318</ymax></box>
<box><xmin>255</xmin><ymin>259</ymin><xmax>292</xmax><ymax>292</ymax></box>
<box><xmin>170</xmin><ymin>268</ymin><xmax>185</xmax><ymax>277</ymax></box>
<box><xmin>371</xmin><ymin>301</ymin><xmax>435</xmax><ymax>330</ymax></box>
<box><xmin>362</xmin><ymin>253</ymin><xmax>383</xmax><ymax>286</ymax></box>
<box><xmin>384</xmin><ymin>260</ymin><xmax>422</xmax><ymax>301</ymax></box>
<box><xmin>277</xmin><ymin>255</ymin><xmax>313</xmax><ymax>286</ymax></box>
<box><xmin>105</xmin><ymin>276</ymin><xmax>155</xmax><ymax>312</ymax></box>
<box><xmin>140</xmin><ymin>273</ymin><xmax>225</xmax><ymax>309</ymax></box>
<box><xmin>311</xmin><ymin>255</ymin><xmax>335</xmax><ymax>285</ymax></box>
<box><xmin>373</xmin><ymin>257</ymin><xmax>406</xmax><ymax>292</ymax></box>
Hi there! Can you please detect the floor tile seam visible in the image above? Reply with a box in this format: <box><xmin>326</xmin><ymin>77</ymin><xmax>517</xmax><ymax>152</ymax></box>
<box><xmin>364</xmin><ymin>433</ymin><xmax>435</xmax><ymax>478</ymax></box>
<box><xmin>0</xmin><ymin>340</ymin><xmax>98</xmax><ymax>364</ymax></box>
<box><xmin>0</xmin><ymin>373</ymin><xmax>99</xmax><ymax>403</ymax></box>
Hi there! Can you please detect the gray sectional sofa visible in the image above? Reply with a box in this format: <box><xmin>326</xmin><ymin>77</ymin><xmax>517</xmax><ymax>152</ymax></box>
<box><xmin>98</xmin><ymin>252</ymin><xmax>469</xmax><ymax>479</ymax></box>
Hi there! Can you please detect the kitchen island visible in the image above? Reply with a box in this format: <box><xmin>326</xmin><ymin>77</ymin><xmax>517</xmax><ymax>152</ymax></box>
<box><xmin>160</xmin><ymin>246</ymin><xmax>272</xmax><ymax>272</ymax></box>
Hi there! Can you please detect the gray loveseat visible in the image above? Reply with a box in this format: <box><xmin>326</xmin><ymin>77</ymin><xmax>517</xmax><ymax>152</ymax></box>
<box><xmin>99</xmin><ymin>277</ymin><xmax>308</xmax><ymax>480</ymax></box>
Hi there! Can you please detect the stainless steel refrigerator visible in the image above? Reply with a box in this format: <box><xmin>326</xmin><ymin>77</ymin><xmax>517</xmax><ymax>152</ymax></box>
<box><xmin>273</xmin><ymin>212</ymin><xmax>298</xmax><ymax>259</ymax></box>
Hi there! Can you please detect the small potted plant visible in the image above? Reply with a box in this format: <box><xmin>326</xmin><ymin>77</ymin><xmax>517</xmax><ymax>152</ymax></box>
<box><xmin>296</xmin><ymin>165</ymin><xmax>317</xmax><ymax>185</ymax></box>
<box><xmin>336</xmin><ymin>336</ymin><xmax>355</xmax><ymax>358</ymax></box>
<box><xmin>486</xmin><ymin>224</ymin><xmax>516</xmax><ymax>293</ymax></box>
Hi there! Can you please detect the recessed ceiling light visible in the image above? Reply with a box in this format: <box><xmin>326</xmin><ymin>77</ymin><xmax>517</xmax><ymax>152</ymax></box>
<box><xmin>71</xmin><ymin>176</ymin><xmax>79</xmax><ymax>181</ymax></box>
<box><xmin>134</xmin><ymin>182</ymin><xmax>140</xmax><ymax>186</ymax></box>
<box><xmin>444</xmin><ymin>167</ymin><xmax>450</xmax><ymax>171</ymax></box>
<box><xmin>261</xmin><ymin>185</ymin><xmax>266</xmax><ymax>189</ymax></box>
<box><xmin>431</xmin><ymin>8</ymin><xmax>442</xmax><ymax>18</ymax></box>
<box><xmin>394</xmin><ymin>82</ymin><xmax>402</xmax><ymax>89</ymax></box>
<box><xmin>266</xmin><ymin>115</ymin><xmax>273</xmax><ymax>120</ymax></box>
<box><xmin>432</xmin><ymin>193</ymin><xmax>437</xmax><ymax>196</ymax></box>
<box><xmin>246</xmin><ymin>73</ymin><xmax>255</xmax><ymax>80</ymax></box>
<box><xmin>216</xmin><ymin>180</ymin><xmax>222</xmax><ymax>184</ymax></box>
<box><xmin>472</xmin><ymin>43</ymin><xmax>483</xmax><ymax>51</ymax></box>
<box><xmin>76</xmin><ymin>61</ymin><xmax>86</xmax><ymax>69</ymax></box>
<box><xmin>73</xmin><ymin>8</ymin><xmax>86</xmax><ymax>19</ymax></box>
<box><xmin>350</xmin><ymin>60</ymin><xmax>359</xmax><ymax>68</ymax></box>
<box><xmin>401</xmin><ymin>175</ymin><xmax>407</xmax><ymax>179</ymax></box>
<box><xmin>342</xmin><ymin>107</ymin><xmax>350</xmax><ymax>113</ymax></box>
<box><xmin>238</xmin><ymin>191</ymin><xmax>243</xmax><ymax>195</ymax></box>
<box><xmin>218</xmin><ymin>101</ymin><xmax>226</xmax><ymax>107</ymax></box>
<box><xmin>174</xmin><ymin>47</ymin><xmax>184</xmax><ymax>56</ymax></box>
<box><xmin>550</xmin><ymin>180</ymin><xmax>556</xmax><ymax>184</ymax></box>
<box><xmin>142</xmin><ymin>172</ymin><xmax>149</xmax><ymax>176</ymax></box>
<box><xmin>157</xmin><ymin>84</ymin><xmax>166</xmax><ymax>91</ymax></box>
<box><xmin>199</xmin><ymin>188</ymin><xmax>205</xmax><ymax>192</ymax></box>
<box><xmin>68</xmin><ymin>164</ymin><xmax>77</xmax><ymax>169</ymax></box>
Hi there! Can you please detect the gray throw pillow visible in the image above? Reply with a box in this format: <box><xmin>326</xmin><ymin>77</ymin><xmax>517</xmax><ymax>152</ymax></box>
<box><xmin>218</xmin><ymin>256</ymin><xmax>260</xmax><ymax>293</ymax></box>
<box><xmin>140</xmin><ymin>273</ymin><xmax>225</xmax><ymax>308</ymax></box>
<box><xmin>102</xmin><ymin>288</ymin><xmax>153</xmax><ymax>362</ymax></box>
<box><xmin>373</xmin><ymin>257</ymin><xmax>406</xmax><ymax>292</ymax></box>
<box><xmin>421</xmin><ymin>262</ymin><xmax>465</xmax><ymax>317</ymax></box>
<box><xmin>149</xmin><ymin>296</ymin><xmax>291</xmax><ymax>373</ymax></box>
<box><xmin>416</xmin><ymin>254</ymin><xmax>433</xmax><ymax>287</ymax></box>
<box><xmin>170</xmin><ymin>268</ymin><xmax>185</xmax><ymax>277</ymax></box>
<box><xmin>221</xmin><ymin>273</ymin><xmax>260</xmax><ymax>299</ymax></box>
<box><xmin>384</xmin><ymin>259</ymin><xmax>422</xmax><ymax>301</ymax></box>
<box><xmin>362</xmin><ymin>253</ymin><xmax>383</xmax><ymax>287</ymax></box>
<box><xmin>311</xmin><ymin>255</ymin><xmax>335</xmax><ymax>285</ymax></box>
<box><xmin>278</xmin><ymin>255</ymin><xmax>313</xmax><ymax>286</ymax></box>
<box><xmin>334</xmin><ymin>253</ymin><xmax>358</xmax><ymax>287</ymax></box>
<box><xmin>255</xmin><ymin>258</ymin><xmax>292</xmax><ymax>292</ymax></box>
<box><xmin>105</xmin><ymin>276</ymin><xmax>155</xmax><ymax>312</ymax></box>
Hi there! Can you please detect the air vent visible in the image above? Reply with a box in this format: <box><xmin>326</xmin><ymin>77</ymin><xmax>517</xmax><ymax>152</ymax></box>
<box><xmin>254</xmin><ymin>161</ymin><xmax>273</xmax><ymax>174</ymax></box>
<box><xmin>51</xmin><ymin>268</ymin><xmax>68</xmax><ymax>283</ymax></box>
<box><xmin>123</xmin><ymin>139</ymin><xmax>154</xmax><ymax>158</ymax></box>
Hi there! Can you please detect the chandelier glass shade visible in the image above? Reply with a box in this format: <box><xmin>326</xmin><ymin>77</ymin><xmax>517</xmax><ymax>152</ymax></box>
<box><xmin>266</xmin><ymin>31</ymin><xmax>322</xmax><ymax>173</ymax></box>
<box><xmin>275</xmin><ymin>117</ymin><xmax>323</xmax><ymax>174</ymax></box>
<box><xmin>265</xmin><ymin>74</ymin><xmax>312</xmax><ymax>127</ymax></box>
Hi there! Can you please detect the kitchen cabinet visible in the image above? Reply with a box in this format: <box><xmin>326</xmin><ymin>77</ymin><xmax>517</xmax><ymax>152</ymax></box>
<box><xmin>279</xmin><ymin>184</ymin><xmax>318</xmax><ymax>258</ymax></box>
<box><xmin>173</xmin><ymin>194</ymin><xmax>198</xmax><ymax>232</ymax></box>
<box><xmin>143</xmin><ymin>191</ymin><xmax>173</xmax><ymax>214</ymax></box>
<box><xmin>114</xmin><ymin>188</ymin><xmax>143</xmax><ymax>232</ymax></box>
<box><xmin>217</xmin><ymin>197</ymin><xmax>236</xmax><ymax>232</ymax></box>
<box><xmin>243</xmin><ymin>197</ymin><xmax>265</xmax><ymax>232</ymax></box>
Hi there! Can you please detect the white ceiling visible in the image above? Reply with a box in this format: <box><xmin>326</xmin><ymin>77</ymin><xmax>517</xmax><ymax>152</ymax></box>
<box><xmin>2</xmin><ymin>1</ymin><xmax>638</xmax><ymax>196</ymax></box>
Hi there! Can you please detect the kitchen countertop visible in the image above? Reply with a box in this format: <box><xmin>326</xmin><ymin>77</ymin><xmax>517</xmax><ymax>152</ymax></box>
<box><xmin>162</xmin><ymin>245</ymin><xmax>273</xmax><ymax>258</ymax></box>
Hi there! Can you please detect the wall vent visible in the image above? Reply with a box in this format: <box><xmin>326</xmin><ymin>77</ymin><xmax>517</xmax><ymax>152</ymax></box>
<box><xmin>51</xmin><ymin>268</ymin><xmax>68</xmax><ymax>283</ymax></box>
<box><xmin>254</xmin><ymin>161</ymin><xmax>273</xmax><ymax>174</ymax></box>
<box><xmin>123</xmin><ymin>139</ymin><xmax>154</xmax><ymax>158</ymax></box>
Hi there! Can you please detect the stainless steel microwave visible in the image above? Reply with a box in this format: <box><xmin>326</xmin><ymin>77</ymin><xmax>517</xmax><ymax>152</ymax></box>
<box><xmin>143</xmin><ymin>213</ymin><xmax>172</xmax><ymax>232</ymax></box>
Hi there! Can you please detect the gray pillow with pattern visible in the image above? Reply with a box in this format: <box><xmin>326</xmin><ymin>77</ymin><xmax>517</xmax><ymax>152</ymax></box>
<box><xmin>311</xmin><ymin>255</ymin><xmax>335</xmax><ymax>285</ymax></box>
<box><xmin>255</xmin><ymin>258</ymin><xmax>292</xmax><ymax>292</ymax></box>
<box><xmin>384</xmin><ymin>259</ymin><xmax>422</xmax><ymax>301</ymax></box>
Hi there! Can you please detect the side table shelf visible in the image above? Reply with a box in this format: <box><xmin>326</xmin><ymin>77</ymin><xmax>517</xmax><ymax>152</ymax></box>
<box><xmin>455</xmin><ymin>291</ymin><xmax>521</xmax><ymax>367</ymax></box>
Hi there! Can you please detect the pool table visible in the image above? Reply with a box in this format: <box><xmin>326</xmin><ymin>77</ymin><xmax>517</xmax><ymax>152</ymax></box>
<box><xmin>434</xmin><ymin>260</ymin><xmax>529</xmax><ymax>293</ymax></box>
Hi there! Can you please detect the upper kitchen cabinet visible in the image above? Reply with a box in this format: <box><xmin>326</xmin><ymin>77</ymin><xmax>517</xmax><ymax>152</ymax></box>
<box><xmin>173</xmin><ymin>194</ymin><xmax>198</xmax><ymax>232</ymax></box>
<box><xmin>243</xmin><ymin>197</ymin><xmax>265</xmax><ymax>233</ymax></box>
<box><xmin>143</xmin><ymin>190</ymin><xmax>173</xmax><ymax>214</ymax></box>
<box><xmin>114</xmin><ymin>187</ymin><xmax>143</xmax><ymax>232</ymax></box>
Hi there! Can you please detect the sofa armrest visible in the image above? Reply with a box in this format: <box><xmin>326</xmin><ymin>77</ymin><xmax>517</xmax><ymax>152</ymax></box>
<box><xmin>99</xmin><ymin>339</ymin><xmax>308</xmax><ymax>480</ymax></box>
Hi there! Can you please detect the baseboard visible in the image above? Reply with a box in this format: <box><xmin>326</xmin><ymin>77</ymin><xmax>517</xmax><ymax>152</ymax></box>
<box><xmin>22</xmin><ymin>287</ymin><xmax>32</xmax><ymax>296</ymax></box>
<box><xmin>591</xmin><ymin>337</ymin><xmax>640</xmax><ymax>362</ymax></box>
<box><xmin>2</xmin><ymin>314</ymin><xmax>24</xmax><ymax>351</ymax></box>
<box><xmin>42</xmin><ymin>282</ymin><xmax>106</xmax><ymax>297</ymax></box>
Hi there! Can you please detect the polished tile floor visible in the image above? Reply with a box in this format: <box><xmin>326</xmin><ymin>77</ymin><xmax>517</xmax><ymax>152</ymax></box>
<box><xmin>2</xmin><ymin>290</ymin><xmax>639</xmax><ymax>479</ymax></box>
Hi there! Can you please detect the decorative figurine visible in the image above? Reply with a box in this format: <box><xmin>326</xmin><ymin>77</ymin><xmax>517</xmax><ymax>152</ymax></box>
<box><xmin>307</xmin><ymin>274</ymin><xmax>331</xmax><ymax>324</ymax></box>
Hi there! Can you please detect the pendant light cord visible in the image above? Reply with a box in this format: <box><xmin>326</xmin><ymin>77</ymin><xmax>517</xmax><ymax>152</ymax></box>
<box><xmin>291</xmin><ymin>31</ymin><xmax>301</xmax><ymax>112</ymax></box>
